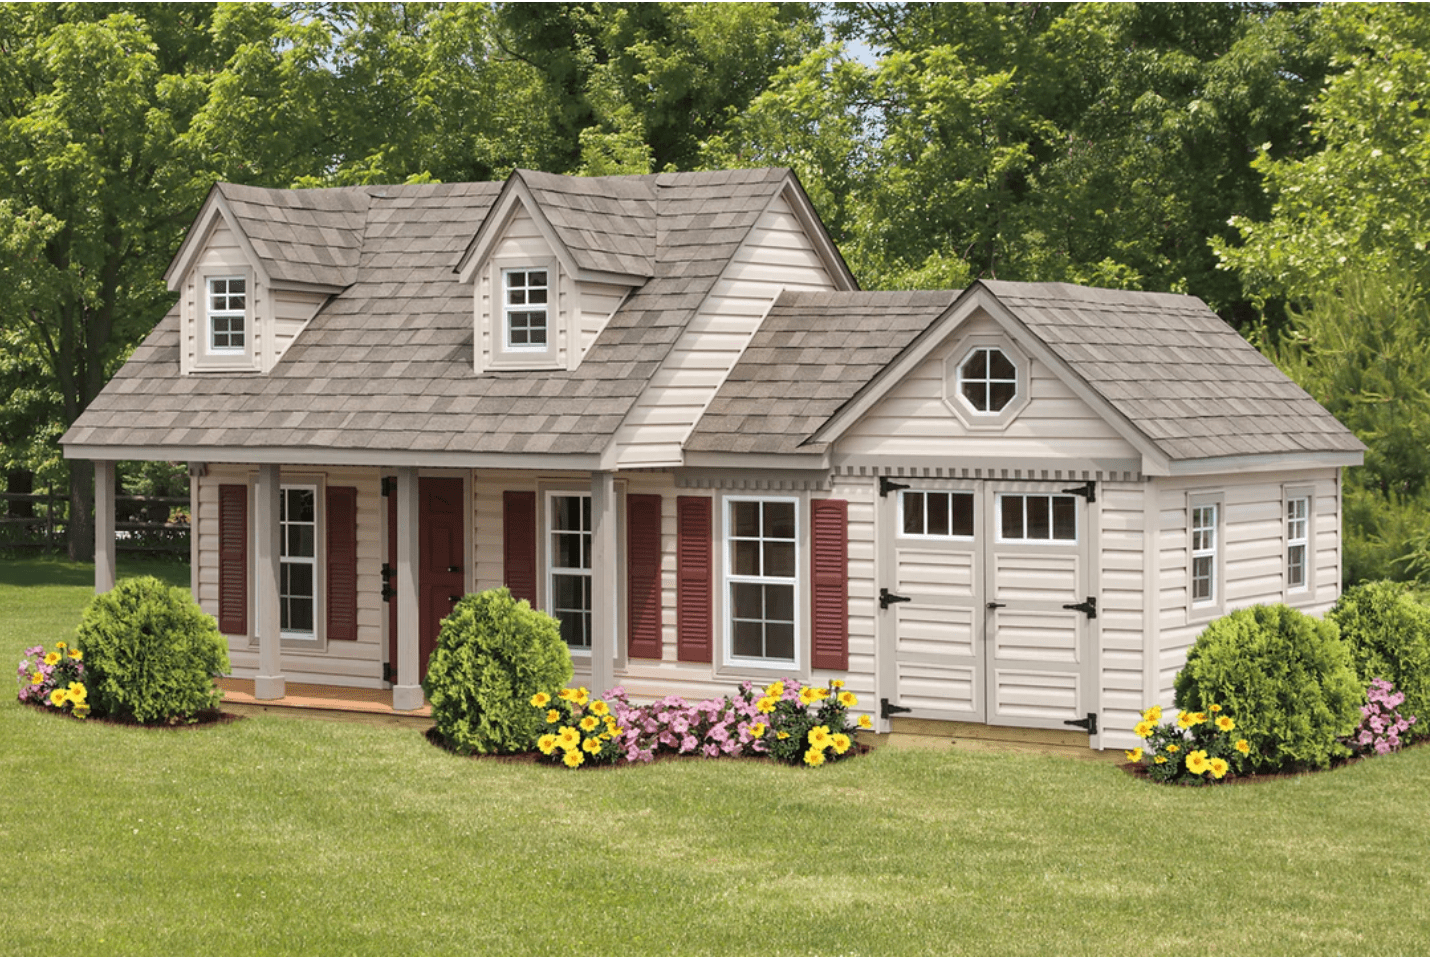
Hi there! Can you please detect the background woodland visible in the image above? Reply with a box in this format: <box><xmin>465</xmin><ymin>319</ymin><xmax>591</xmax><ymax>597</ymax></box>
<box><xmin>1</xmin><ymin>2</ymin><xmax>1427</xmax><ymax>583</ymax></box>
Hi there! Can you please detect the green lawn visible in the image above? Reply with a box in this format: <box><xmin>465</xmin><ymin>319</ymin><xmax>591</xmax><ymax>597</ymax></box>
<box><xmin>3</xmin><ymin>558</ymin><xmax>1430</xmax><ymax>955</ymax></box>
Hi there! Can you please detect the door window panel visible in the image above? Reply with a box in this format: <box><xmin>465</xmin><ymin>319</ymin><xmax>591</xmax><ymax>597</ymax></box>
<box><xmin>998</xmin><ymin>494</ymin><xmax>1078</xmax><ymax>542</ymax></box>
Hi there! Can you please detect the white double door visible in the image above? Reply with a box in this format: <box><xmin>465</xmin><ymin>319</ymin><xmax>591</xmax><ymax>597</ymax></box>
<box><xmin>882</xmin><ymin>479</ymin><xmax>1094</xmax><ymax>730</ymax></box>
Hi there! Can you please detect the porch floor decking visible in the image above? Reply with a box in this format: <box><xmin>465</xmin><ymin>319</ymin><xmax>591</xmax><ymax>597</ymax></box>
<box><xmin>217</xmin><ymin>677</ymin><xmax>433</xmax><ymax>728</ymax></box>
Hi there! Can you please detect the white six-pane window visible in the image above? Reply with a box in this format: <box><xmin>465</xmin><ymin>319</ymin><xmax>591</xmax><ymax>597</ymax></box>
<box><xmin>504</xmin><ymin>268</ymin><xmax>549</xmax><ymax>350</ymax></box>
<box><xmin>1191</xmin><ymin>503</ymin><xmax>1218</xmax><ymax>604</ymax></box>
<box><xmin>280</xmin><ymin>485</ymin><xmax>316</xmax><ymax>639</ymax></box>
<box><xmin>726</xmin><ymin>497</ymin><xmax>798</xmax><ymax>665</ymax></box>
<box><xmin>900</xmin><ymin>490</ymin><xmax>975</xmax><ymax>538</ymax></box>
<box><xmin>207</xmin><ymin>277</ymin><xmax>247</xmax><ymax>352</ymax></box>
<box><xmin>1287</xmin><ymin>496</ymin><xmax>1309</xmax><ymax>590</ymax></box>
<box><xmin>548</xmin><ymin>493</ymin><xmax>591</xmax><ymax>650</ymax></box>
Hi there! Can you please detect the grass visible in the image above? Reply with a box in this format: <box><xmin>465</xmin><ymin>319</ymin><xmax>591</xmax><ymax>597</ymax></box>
<box><xmin>4</xmin><ymin>558</ymin><xmax>1430</xmax><ymax>955</ymax></box>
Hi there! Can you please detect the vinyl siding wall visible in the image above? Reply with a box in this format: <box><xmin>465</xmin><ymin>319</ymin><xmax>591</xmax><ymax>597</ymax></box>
<box><xmin>1098</xmin><ymin>481</ymin><xmax>1147</xmax><ymax>749</ymax></box>
<box><xmin>612</xmin><ymin>192</ymin><xmax>839</xmax><ymax>468</ymax></box>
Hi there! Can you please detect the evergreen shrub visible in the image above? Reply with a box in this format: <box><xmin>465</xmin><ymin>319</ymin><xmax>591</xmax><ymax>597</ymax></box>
<box><xmin>422</xmin><ymin>587</ymin><xmax>572</xmax><ymax>754</ymax></box>
<box><xmin>75</xmin><ymin>576</ymin><xmax>230</xmax><ymax>723</ymax></box>
<box><xmin>1329</xmin><ymin>581</ymin><xmax>1430</xmax><ymax>740</ymax></box>
<box><xmin>1174</xmin><ymin>604</ymin><xmax>1362</xmax><ymax>771</ymax></box>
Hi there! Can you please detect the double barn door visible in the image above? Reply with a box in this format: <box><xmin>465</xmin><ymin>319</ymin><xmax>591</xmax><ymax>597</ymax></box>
<box><xmin>883</xmin><ymin>479</ymin><xmax>1094</xmax><ymax>731</ymax></box>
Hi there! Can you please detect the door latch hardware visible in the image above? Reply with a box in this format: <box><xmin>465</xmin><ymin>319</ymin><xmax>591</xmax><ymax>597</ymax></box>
<box><xmin>879</xmin><ymin>587</ymin><xmax>912</xmax><ymax>609</ymax></box>
<box><xmin>447</xmin><ymin>565</ymin><xmax>461</xmax><ymax>574</ymax></box>
<box><xmin>1062</xmin><ymin>596</ymin><xmax>1097</xmax><ymax>619</ymax></box>
<box><xmin>879</xmin><ymin>476</ymin><xmax>911</xmax><ymax>498</ymax></box>
<box><xmin>447</xmin><ymin>594</ymin><xmax>463</xmax><ymax>603</ymax></box>
<box><xmin>880</xmin><ymin>698</ymin><xmax>912</xmax><ymax>719</ymax></box>
<box><xmin>1060</xmin><ymin>480</ymin><xmax>1096</xmax><ymax>503</ymax></box>
<box><xmin>1063</xmin><ymin>712</ymin><xmax>1098</xmax><ymax>735</ymax></box>
<box><xmin>987</xmin><ymin>601</ymin><xmax>1007</xmax><ymax>610</ymax></box>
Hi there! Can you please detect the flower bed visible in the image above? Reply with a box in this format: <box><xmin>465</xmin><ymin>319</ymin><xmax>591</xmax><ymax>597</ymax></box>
<box><xmin>1124</xmin><ymin>704</ymin><xmax>1252</xmax><ymax>785</ymax></box>
<box><xmin>16</xmin><ymin>642</ymin><xmax>90</xmax><ymax>718</ymax></box>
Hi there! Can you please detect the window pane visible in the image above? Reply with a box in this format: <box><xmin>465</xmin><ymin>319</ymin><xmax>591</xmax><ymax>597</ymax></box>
<box><xmin>1192</xmin><ymin>556</ymin><xmax>1213</xmax><ymax>601</ymax></box>
<box><xmin>290</xmin><ymin>489</ymin><xmax>315</xmax><ymax>522</ymax></box>
<box><xmin>286</xmin><ymin>597</ymin><xmax>313</xmax><ymax>634</ymax></box>
<box><xmin>951</xmin><ymin>493</ymin><xmax>974</xmax><ymax>537</ymax></box>
<box><xmin>763</xmin><ymin>541</ymin><xmax>796</xmax><ymax>578</ymax></box>
<box><xmin>528</xmin><ymin>271</ymin><xmax>547</xmax><ymax>287</ymax></box>
<box><xmin>732</xmin><ymin>620</ymin><xmax>764</xmax><ymax>659</ymax></box>
<box><xmin>902</xmin><ymin>492</ymin><xmax>925</xmax><ymax>535</ymax></box>
<box><xmin>1000</xmin><ymin>496</ymin><xmax>1023</xmax><ymax>539</ymax></box>
<box><xmin>528</xmin><ymin>287</ymin><xmax>548</xmax><ymax>304</ymax></box>
<box><xmin>764</xmin><ymin>619</ymin><xmax>795</xmax><ymax>661</ymax></box>
<box><xmin>988</xmin><ymin>381</ymin><xmax>1016</xmax><ymax>411</ymax></box>
<box><xmin>1052</xmin><ymin>496</ymin><xmax>1077</xmax><ymax>540</ymax></box>
<box><xmin>732</xmin><ymin>501</ymin><xmax>760</xmax><ymax>538</ymax></box>
<box><xmin>962</xmin><ymin>349</ymin><xmax>988</xmax><ymax>380</ymax></box>
<box><xmin>1288</xmin><ymin>544</ymin><xmax>1306</xmax><ymax>588</ymax></box>
<box><xmin>732</xmin><ymin>582</ymin><xmax>764</xmax><ymax>620</ymax></box>
<box><xmin>926</xmin><ymin>493</ymin><xmax>949</xmax><ymax>537</ymax></box>
<box><xmin>553</xmin><ymin>531</ymin><xmax>584</xmax><ymax>570</ymax></box>
<box><xmin>962</xmin><ymin>379</ymin><xmax>988</xmax><ymax>411</ymax></box>
<box><xmin>763</xmin><ymin>501</ymin><xmax>795</xmax><ymax>539</ymax></box>
<box><xmin>552</xmin><ymin>496</ymin><xmax>583</xmax><ymax>533</ymax></box>
<box><xmin>508</xmin><ymin>271</ymin><xmax>526</xmax><ymax>288</ymax></box>
<box><xmin>764</xmin><ymin>583</ymin><xmax>794</xmax><ymax>622</ymax></box>
<box><xmin>988</xmin><ymin>349</ymin><xmax>1016</xmax><ymax>380</ymax></box>
<box><xmin>733</xmin><ymin>540</ymin><xmax>761</xmax><ymax>577</ymax></box>
<box><xmin>1027</xmin><ymin>496</ymin><xmax>1051</xmax><ymax>540</ymax></box>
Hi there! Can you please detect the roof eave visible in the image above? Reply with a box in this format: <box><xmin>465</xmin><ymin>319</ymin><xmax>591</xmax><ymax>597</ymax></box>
<box><xmin>60</xmin><ymin>440</ymin><xmax>607</xmax><ymax>473</ymax></box>
<box><xmin>1161</xmin><ymin>448</ymin><xmax>1364</xmax><ymax>478</ymax></box>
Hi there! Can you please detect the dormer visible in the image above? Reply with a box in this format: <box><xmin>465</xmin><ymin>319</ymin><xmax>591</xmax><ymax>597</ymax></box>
<box><xmin>456</xmin><ymin>170</ymin><xmax>654</xmax><ymax>373</ymax></box>
<box><xmin>165</xmin><ymin>183</ymin><xmax>365</xmax><ymax>375</ymax></box>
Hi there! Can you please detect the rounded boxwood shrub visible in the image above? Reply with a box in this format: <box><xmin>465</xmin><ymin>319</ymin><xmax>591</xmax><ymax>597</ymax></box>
<box><xmin>1174</xmin><ymin>604</ymin><xmax>1362</xmax><ymax>772</ymax></box>
<box><xmin>422</xmin><ymin>587</ymin><xmax>572</xmax><ymax>755</ymax></box>
<box><xmin>1329</xmin><ymin>581</ymin><xmax>1430</xmax><ymax>739</ymax></box>
<box><xmin>75</xmin><ymin>576</ymin><xmax>231</xmax><ymax>724</ymax></box>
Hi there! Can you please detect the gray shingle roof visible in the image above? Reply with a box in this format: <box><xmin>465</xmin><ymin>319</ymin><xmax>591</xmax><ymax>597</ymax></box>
<box><xmin>217</xmin><ymin>183</ymin><xmax>369</xmax><ymax>288</ymax></box>
<box><xmin>685</xmin><ymin>281</ymin><xmax>1363</xmax><ymax>462</ymax></box>
<box><xmin>517</xmin><ymin>169</ymin><xmax>656</xmax><ymax>278</ymax></box>
<box><xmin>64</xmin><ymin>169</ymin><xmax>793</xmax><ymax>458</ymax></box>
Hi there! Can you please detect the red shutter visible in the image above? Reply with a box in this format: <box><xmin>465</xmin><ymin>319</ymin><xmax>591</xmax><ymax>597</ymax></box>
<box><xmin>218</xmin><ymin>483</ymin><xmax>248</xmax><ymax>635</ymax></box>
<box><xmin>503</xmin><ymin>491</ymin><xmax>538</xmax><ymax>604</ymax></box>
<box><xmin>627</xmin><ymin>494</ymin><xmax>663</xmax><ymax>660</ymax></box>
<box><xmin>676</xmin><ymin>495</ymin><xmax>712</xmax><ymax>663</ymax></box>
<box><xmin>325</xmin><ymin>486</ymin><xmax>359</xmax><ymax>642</ymax></box>
<box><xmin>810</xmin><ymin>498</ymin><xmax>849</xmax><ymax>672</ymax></box>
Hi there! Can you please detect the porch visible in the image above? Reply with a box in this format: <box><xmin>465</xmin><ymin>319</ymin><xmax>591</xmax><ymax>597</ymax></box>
<box><xmin>217</xmin><ymin>677</ymin><xmax>432</xmax><ymax>729</ymax></box>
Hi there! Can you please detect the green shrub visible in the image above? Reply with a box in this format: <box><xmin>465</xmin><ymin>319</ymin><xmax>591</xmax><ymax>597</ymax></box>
<box><xmin>422</xmin><ymin>587</ymin><xmax>572</xmax><ymax>755</ymax></box>
<box><xmin>1174</xmin><ymin>605</ymin><xmax>1362</xmax><ymax>772</ymax></box>
<box><xmin>1329</xmin><ymin>581</ymin><xmax>1430</xmax><ymax>739</ymax></box>
<box><xmin>75</xmin><ymin>576</ymin><xmax>230</xmax><ymax>723</ymax></box>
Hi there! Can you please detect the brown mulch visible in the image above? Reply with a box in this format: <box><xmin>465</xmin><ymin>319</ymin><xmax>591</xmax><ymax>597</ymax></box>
<box><xmin>1117</xmin><ymin>737</ymin><xmax>1426</xmax><ymax>786</ymax></box>
<box><xmin>424</xmin><ymin>726</ymin><xmax>873</xmax><ymax>766</ymax></box>
<box><xmin>21</xmin><ymin>702</ymin><xmax>244</xmax><ymax>728</ymax></box>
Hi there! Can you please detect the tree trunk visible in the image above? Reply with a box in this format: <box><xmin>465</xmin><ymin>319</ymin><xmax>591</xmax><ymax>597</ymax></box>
<box><xmin>68</xmin><ymin>458</ymin><xmax>94</xmax><ymax>563</ymax></box>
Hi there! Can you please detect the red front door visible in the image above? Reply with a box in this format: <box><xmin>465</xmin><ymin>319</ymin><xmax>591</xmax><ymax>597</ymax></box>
<box><xmin>387</xmin><ymin>477</ymin><xmax>466</xmax><ymax>682</ymax></box>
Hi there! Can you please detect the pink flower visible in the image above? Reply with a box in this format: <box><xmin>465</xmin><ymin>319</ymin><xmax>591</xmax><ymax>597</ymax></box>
<box><xmin>680</xmin><ymin>735</ymin><xmax>697</xmax><ymax>753</ymax></box>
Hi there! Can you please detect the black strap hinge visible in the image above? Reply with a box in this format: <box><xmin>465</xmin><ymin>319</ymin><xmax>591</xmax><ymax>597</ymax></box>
<box><xmin>881</xmin><ymin>698</ymin><xmax>912</xmax><ymax>719</ymax></box>
<box><xmin>880</xmin><ymin>587</ymin><xmax>911</xmax><ymax>609</ymax></box>
<box><xmin>1063</xmin><ymin>712</ymin><xmax>1098</xmax><ymax>735</ymax></box>
<box><xmin>1062</xmin><ymin>596</ymin><xmax>1097</xmax><ymax>619</ymax></box>
<box><xmin>879</xmin><ymin>476</ymin><xmax>911</xmax><ymax>498</ymax></box>
<box><xmin>1060</xmin><ymin>480</ymin><xmax>1096</xmax><ymax>503</ymax></box>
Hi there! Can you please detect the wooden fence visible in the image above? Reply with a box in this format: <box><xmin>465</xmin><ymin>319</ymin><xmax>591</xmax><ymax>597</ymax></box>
<box><xmin>0</xmin><ymin>490</ymin><xmax>190</xmax><ymax>557</ymax></box>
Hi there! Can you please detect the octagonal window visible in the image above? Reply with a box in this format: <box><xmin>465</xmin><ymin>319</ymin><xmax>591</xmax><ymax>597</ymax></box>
<box><xmin>960</xmin><ymin>347</ymin><xmax>1017</xmax><ymax>413</ymax></box>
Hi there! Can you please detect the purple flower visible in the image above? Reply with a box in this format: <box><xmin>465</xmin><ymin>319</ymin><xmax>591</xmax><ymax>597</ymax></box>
<box><xmin>681</xmin><ymin>735</ymin><xmax>698</xmax><ymax>753</ymax></box>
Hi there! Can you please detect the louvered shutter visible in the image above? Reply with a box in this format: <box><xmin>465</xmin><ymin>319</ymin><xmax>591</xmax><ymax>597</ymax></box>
<box><xmin>503</xmin><ymin>491</ymin><xmax>538</xmax><ymax>604</ymax></box>
<box><xmin>325</xmin><ymin>486</ymin><xmax>359</xmax><ymax>642</ymax></box>
<box><xmin>810</xmin><ymin>498</ymin><xmax>849</xmax><ymax>672</ymax></box>
<box><xmin>218</xmin><ymin>484</ymin><xmax>248</xmax><ymax>635</ymax></box>
<box><xmin>676</xmin><ymin>495</ymin><xmax>712</xmax><ymax>663</ymax></box>
<box><xmin>626</xmin><ymin>494</ymin><xmax>663</xmax><ymax>659</ymax></box>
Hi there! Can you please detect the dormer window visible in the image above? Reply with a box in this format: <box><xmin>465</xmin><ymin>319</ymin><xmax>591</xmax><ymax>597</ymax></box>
<box><xmin>942</xmin><ymin>337</ymin><xmax>1030</xmax><ymax>428</ymax></box>
<box><xmin>504</xmin><ymin>269</ymin><xmax>549</xmax><ymax>350</ymax></box>
<box><xmin>208</xmin><ymin>277</ymin><xmax>247</xmax><ymax>353</ymax></box>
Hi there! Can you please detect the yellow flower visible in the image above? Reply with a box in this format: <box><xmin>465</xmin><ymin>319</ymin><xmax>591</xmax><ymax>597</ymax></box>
<box><xmin>830</xmin><ymin>679</ymin><xmax>844</xmax><ymax>689</ymax></box>
<box><xmin>538</xmin><ymin>734</ymin><xmax>559</xmax><ymax>755</ymax></box>
<box><xmin>748</xmin><ymin>722</ymin><xmax>767</xmax><ymax>739</ymax></box>
<box><xmin>798</xmin><ymin>686</ymin><xmax>819</xmax><ymax>705</ymax></box>
<box><xmin>1125</xmin><ymin>748</ymin><xmax>1144</xmax><ymax>763</ymax></box>
<box><xmin>56</xmin><ymin>641</ymin><xmax>67</xmax><ymax>650</ymax></box>
<box><xmin>1191</xmin><ymin>712</ymin><xmax>1208</xmax><ymax>725</ymax></box>
<box><xmin>837</xmin><ymin>691</ymin><xmax>858</xmax><ymax>708</ymax></box>
<box><xmin>776</xmin><ymin>731</ymin><xmax>790</xmax><ymax>740</ymax></box>
<box><xmin>1133</xmin><ymin>720</ymin><xmax>1155</xmax><ymax>739</ymax></box>
<box><xmin>43</xmin><ymin>652</ymin><xmax>60</xmax><ymax>666</ymax></box>
<box><xmin>1154</xmin><ymin>755</ymin><xmax>1168</xmax><ymax>765</ymax></box>
<box><xmin>49</xmin><ymin>689</ymin><xmax>67</xmax><ymax>707</ymax></box>
<box><xmin>579</xmin><ymin>715</ymin><xmax>600</xmax><ymax>732</ymax></box>
<box><xmin>557</xmin><ymin>726</ymin><xmax>580</xmax><ymax>749</ymax></box>
<box><xmin>1176</xmin><ymin>711</ymin><xmax>1194</xmax><ymax>729</ymax></box>
<box><xmin>574</xmin><ymin>687</ymin><xmax>590</xmax><ymax>706</ymax></box>
<box><xmin>857</xmin><ymin>714</ymin><xmax>873</xmax><ymax>730</ymax></box>
<box><xmin>530</xmin><ymin>691</ymin><xmax>551</xmax><ymax>708</ymax></box>
<box><xmin>1186</xmin><ymin>750</ymin><xmax>1210</xmax><ymax>775</ymax></box>
<box><xmin>606</xmin><ymin>724</ymin><xmax>623</xmax><ymax>739</ymax></box>
<box><xmin>765</xmin><ymin>681</ymin><xmax>784</xmax><ymax>698</ymax></box>
<box><xmin>563</xmin><ymin>750</ymin><xmax>584</xmax><ymax>768</ymax></box>
<box><xmin>559</xmin><ymin>687</ymin><xmax>577</xmax><ymax>702</ymax></box>
<box><xmin>582</xmin><ymin>737</ymin><xmax>602</xmax><ymax>755</ymax></box>
<box><xmin>1234</xmin><ymin>739</ymin><xmax>1251</xmax><ymax>756</ymax></box>
<box><xmin>1208</xmin><ymin>757</ymin><xmax>1230</xmax><ymax>779</ymax></box>
<box><xmin>831</xmin><ymin>733</ymin><xmax>852</xmax><ymax>755</ymax></box>
<box><xmin>1208</xmin><ymin>703</ymin><xmax>1222</xmax><ymax>713</ymax></box>
<box><xmin>71</xmin><ymin>703</ymin><xmax>90</xmax><ymax>719</ymax></box>
<box><xmin>804</xmin><ymin>747</ymin><xmax>826</xmax><ymax>767</ymax></box>
<box><xmin>67</xmin><ymin>682</ymin><xmax>86</xmax><ymax>702</ymax></box>
<box><xmin>1165</xmin><ymin>743</ymin><xmax>1180</xmax><ymax>754</ymax></box>
<box><xmin>808</xmin><ymin>725</ymin><xmax>832</xmax><ymax>748</ymax></box>
<box><xmin>68</xmin><ymin>649</ymin><xmax>82</xmax><ymax>661</ymax></box>
<box><xmin>589</xmin><ymin>700</ymin><xmax>609</xmax><ymax>717</ymax></box>
<box><xmin>30</xmin><ymin>671</ymin><xmax>44</xmax><ymax>685</ymax></box>
<box><xmin>1142</xmin><ymin>705</ymin><xmax>1162</xmax><ymax>723</ymax></box>
<box><xmin>1216</xmin><ymin>716</ymin><xmax>1235</xmax><ymax>732</ymax></box>
<box><xmin>546</xmin><ymin>709</ymin><xmax>561</xmax><ymax>724</ymax></box>
<box><xmin>755</xmin><ymin>696</ymin><xmax>777</xmax><ymax>714</ymax></box>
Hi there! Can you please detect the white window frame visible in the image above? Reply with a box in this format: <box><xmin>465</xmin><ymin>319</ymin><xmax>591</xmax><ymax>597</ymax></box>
<box><xmin>995</xmin><ymin>493</ymin><xmax>1079</xmax><ymax>543</ymax></box>
<box><xmin>723</xmin><ymin>495</ymin><xmax>801</xmax><ymax>671</ymax></box>
<box><xmin>1188</xmin><ymin>493</ymin><xmax>1224</xmax><ymax>619</ymax></box>
<box><xmin>206</xmin><ymin>275</ymin><xmax>248</xmax><ymax>354</ymax></box>
<box><xmin>899</xmin><ymin>489</ymin><xmax>976</xmax><ymax>540</ymax></box>
<box><xmin>279</xmin><ymin>484</ymin><xmax>318</xmax><ymax>642</ymax></box>
<box><xmin>1285</xmin><ymin>488</ymin><xmax>1313</xmax><ymax>595</ymax></box>
<box><xmin>503</xmin><ymin>267</ymin><xmax>550</xmax><ymax>352</ymax></box>
<box><xmin>957</xmin><ymin>345</ymin><xmax>1019</xmax><ymax>415</ymax></box>
<box><xmin>546</xmin><ymin>491</ymin><xmax>592</xmax><ymax>654</ymax></box>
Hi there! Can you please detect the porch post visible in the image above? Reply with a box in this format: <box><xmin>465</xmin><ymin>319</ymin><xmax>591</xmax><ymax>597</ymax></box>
<box><xmin>93</xmin><ymin>460</ymin><xmax>116</xmax><ymax>595</ymax></box>
<box><xmin>392</xmin><ymin>466</ymin><xmax>423</xmax><ymax>711</ymax></box>
<box><xmin>253</xmin><ymin>463</ymin><xmax>285</xmax><ymax>700</ymax></box>
<box><xmin>589</xmin><ymin>470</ymin><xmax>617</xmax><ymax>697</ymax></box>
